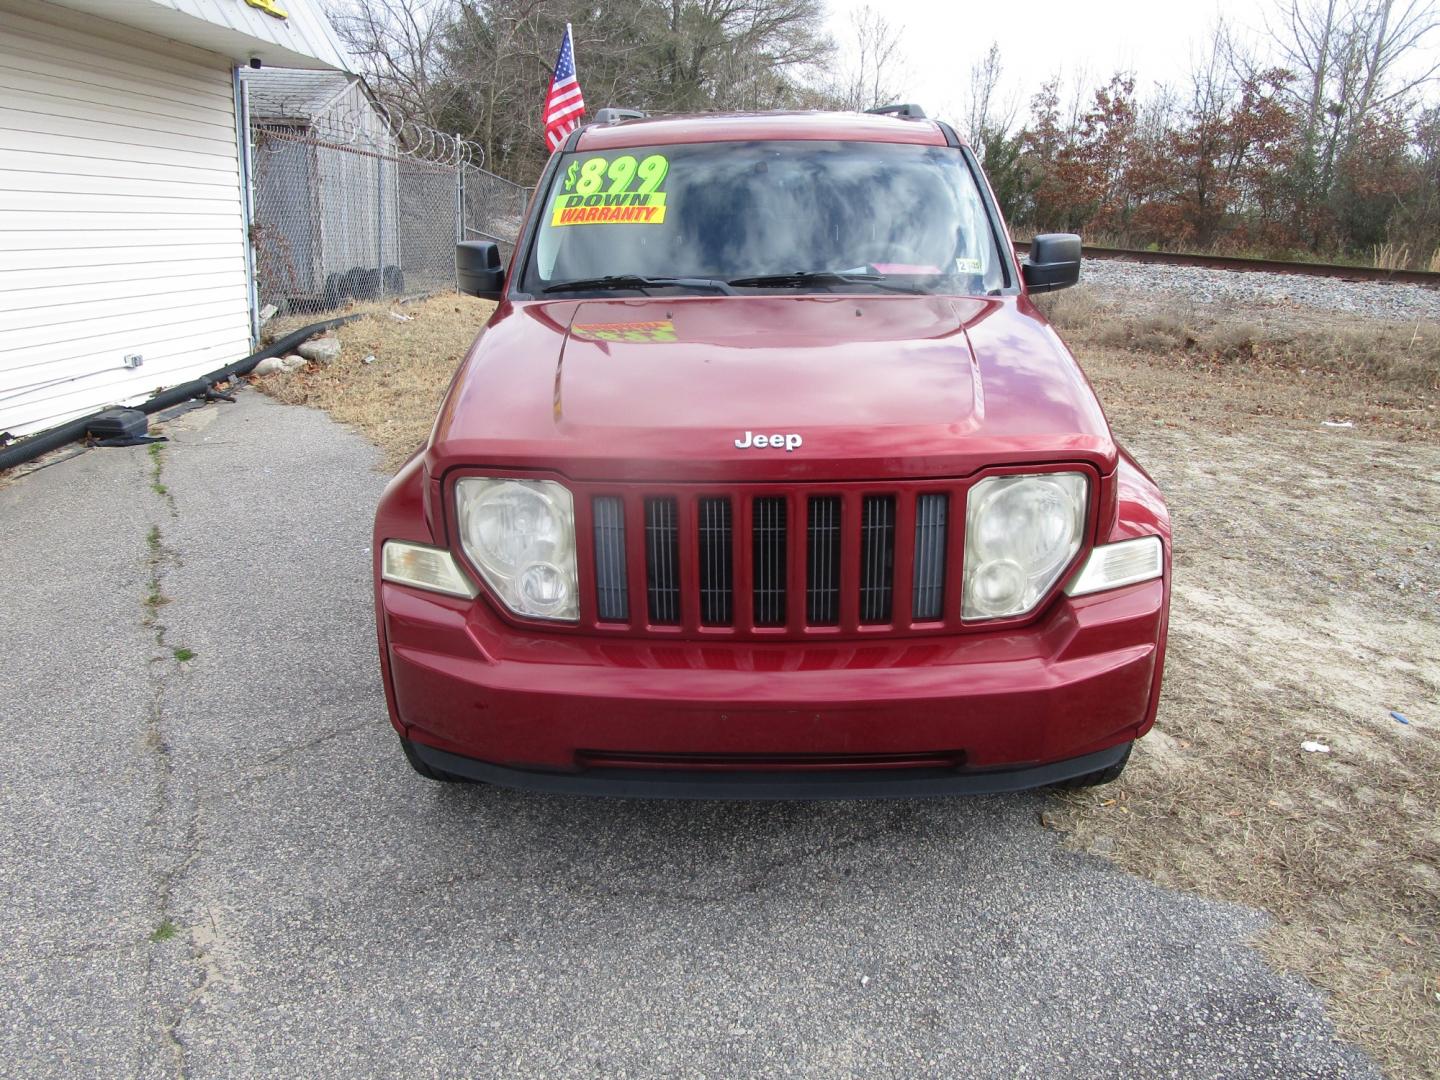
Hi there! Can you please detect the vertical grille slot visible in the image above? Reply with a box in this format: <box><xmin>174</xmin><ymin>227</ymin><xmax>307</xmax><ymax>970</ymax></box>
<box><xmin>697</xmin><ymin>497</ymin><xmax>733</xmax><ymax>626</ymax></box>
<box><xmin>593</xmin><ymin>496</ymin><xmax>629</xmax><ymax>622</ymax></box>
<box><xmin>911</xmin><ymin>493</ymin><xmax>948</xmax><ymax>621</ymax></box>
<box><xmin>806</xmin><ymin>496</ymin><xmax>841</xmax><ymax>625</ymax></box>
<box><xmin>859</xmin><ymin>495</ymin><xmax>896</xmax><ymax>623</ymax></box>
<box><xmin>645</xmin><ymin>497</ymin><xmax>680</xmax><ymax>624</ymax></box>
<box><xmin>752</xmin><ymin>496</ymin><xmax>788</xmax><ymax>626</ymax></box>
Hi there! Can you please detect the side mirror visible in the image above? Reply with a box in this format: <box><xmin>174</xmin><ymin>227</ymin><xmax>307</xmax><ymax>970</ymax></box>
<box><xmin>457</xmin><ymin>241</ymin><xmax>504</xmax><ymax>299</ymax></box>
<box><xmin>1021</xmin><ymin>233</ymin><xmax>1082</xmax><ymax>293</ymax></box>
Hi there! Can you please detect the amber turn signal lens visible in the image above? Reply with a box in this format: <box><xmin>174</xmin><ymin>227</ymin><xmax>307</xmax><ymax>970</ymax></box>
<box><xmin>381</xmin><ymin>540</ymin><xmax>477</xmax><ymax>599</ymax></box>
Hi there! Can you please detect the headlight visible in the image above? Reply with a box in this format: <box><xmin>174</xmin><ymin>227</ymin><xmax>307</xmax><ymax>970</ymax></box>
<box><xmin>455</xmin><ymin>478</ymin><xmax>579</xmax><ymax>621</ymax></box>
<box><xmin>963</xmin><ymin>472</ymin><xmax>1087</xmax><ymax>619</ymax></box>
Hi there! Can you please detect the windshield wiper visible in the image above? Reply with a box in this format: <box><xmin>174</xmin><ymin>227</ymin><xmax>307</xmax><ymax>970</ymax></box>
<box><xmin>726</xmin><ymin>270</ymin><xmax>927</xmax><ymax>294</ymax></box>
<box><xmin>542</xmin><ymin>274</ymin><xmax>735</xmax><ymax>295</ymax></box>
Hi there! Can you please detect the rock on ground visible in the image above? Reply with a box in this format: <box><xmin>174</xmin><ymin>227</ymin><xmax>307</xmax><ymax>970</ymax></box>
<box><xmin>297</xmin><ymin>337</ymin><xmax>342</xmax><ymax>364</ymax></box>
<box><xmin>252</xmin><ymin>355</ymin><xmax>307</xmax><ymax>376</ymax></box>
<box><xmin>1081</xmin><ymin>258</ymin><xmax>1440</xmax><ymax>323</ymax></box>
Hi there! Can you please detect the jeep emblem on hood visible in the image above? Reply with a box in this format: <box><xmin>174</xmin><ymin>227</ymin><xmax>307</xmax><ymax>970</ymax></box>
<box><xmin>735</xmin><ymin>431</ymin><xmax>803</xmax><ymax>452</ymax></box>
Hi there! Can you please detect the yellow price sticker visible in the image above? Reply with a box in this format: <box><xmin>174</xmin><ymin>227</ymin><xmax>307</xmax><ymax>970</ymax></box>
<box><xmin>554</xmin><ymin>153</ymin><xmax>670</xmax><ymax>226</ymax></box>
<box><xmin>551</xmin><ymin>191</ymin><xmax>666</xmax><ymax>227</ymax></box>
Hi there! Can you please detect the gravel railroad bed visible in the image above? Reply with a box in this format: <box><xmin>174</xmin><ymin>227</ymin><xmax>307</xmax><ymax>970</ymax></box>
<box><xmin>1081</xmin><ymin>258</ymin><xmax>1440</xmax><ymax>323</ymax></box>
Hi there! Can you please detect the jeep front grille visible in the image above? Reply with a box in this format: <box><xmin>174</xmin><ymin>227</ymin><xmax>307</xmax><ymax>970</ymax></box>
<box><xmin>644</xmin><ymin>496</ymin><xmax>680</xmax><ymax>624</ymax></box>
<box><xmin>586</xmin><ymin>483</ymin><xmax>971</xmax><ymax>636</ymax></box>
<box><xmin>752</xmin><ymin>496</ymin><xmax>788</xmax><ymax>626</ymax></box>
<box><xmin>859</xmin><ymin>495</ymin><xmax>896</xmax><ymax>623</ymax></box>
<box><xmin>592</xmin><ymin>496</ymin><xmax>629</xmax><ymax>622</ymax></box>
<box><xmin>806</xmin><ymin>495</ymin><xmax>841</xmax><ymax>625</ymax></box>
<box><xmin>697</xmin><ymin>497</ymin><xmax>733</xmax><ymax>626</ymax></box>
<box><xmin>911</xmin><ymin>493</ymin><xmax>948</xmax><ymax>621</ymax></box>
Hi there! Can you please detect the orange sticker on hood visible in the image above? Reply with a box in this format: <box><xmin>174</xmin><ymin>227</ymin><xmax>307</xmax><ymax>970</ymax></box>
<box><xmin>571</xmin><ymin>320</ymin><xmax>678</xmax><ymax>343</ymax></box>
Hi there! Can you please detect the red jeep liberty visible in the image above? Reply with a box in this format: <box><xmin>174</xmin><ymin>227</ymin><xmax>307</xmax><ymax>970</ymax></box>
<box><xmin>374</xmin><ymin>106</ymin><xmax>1171</xmax><ymax>798</ymax></box>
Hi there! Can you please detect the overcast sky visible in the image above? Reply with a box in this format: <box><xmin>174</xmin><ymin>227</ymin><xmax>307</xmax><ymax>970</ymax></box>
<box><xmin>822</xmin><ymin>0</ymin><xmax>1283</xmax><ymax>127</ymax></box>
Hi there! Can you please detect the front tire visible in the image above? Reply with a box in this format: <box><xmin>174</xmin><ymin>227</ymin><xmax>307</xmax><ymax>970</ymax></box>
<box><xmin>399</xmin><ymin>736</ymin><xmax>466</xmax><ymax>783</ymax></box>
<box><xmin>1055</xmin><ymin>742</ymin><xmax>1132</xmax><ymax>789</ymax></box>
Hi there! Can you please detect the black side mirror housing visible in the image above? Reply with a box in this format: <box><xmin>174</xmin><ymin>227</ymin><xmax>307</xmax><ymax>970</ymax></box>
<box><xmin>457</xmin><ymin>241</ymin><xmax>504</xmax><ymax>299</ymax></box>
<box><xmin>1021</xmin><ymin>233</ymin><xmax>1082</xmax><ymax>293</ymax></box>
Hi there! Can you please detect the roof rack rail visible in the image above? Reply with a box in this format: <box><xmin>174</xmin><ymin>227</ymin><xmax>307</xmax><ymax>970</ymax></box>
<box><xmin>592</xmin><ymin>108</ymin><xmax>648</xmax><ymax>125</ymax></box>
<box><xmin>866</xmin><ymin>103</ymin><xmax>927</xmax><ymax>119</ymax></box>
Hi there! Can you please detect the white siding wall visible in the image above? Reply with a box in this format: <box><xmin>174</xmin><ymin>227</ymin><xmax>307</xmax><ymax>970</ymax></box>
<box><xmin>0</xmin><ymin>1</ymin><xmax>251</xmax><ymax>439</ymax></box>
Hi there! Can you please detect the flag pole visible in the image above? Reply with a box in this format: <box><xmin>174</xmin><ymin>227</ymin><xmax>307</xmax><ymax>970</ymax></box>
<box><xmin>566</xmin><ymin>22</ymin><xmax>581</xmax><ymax>131</ymax></box>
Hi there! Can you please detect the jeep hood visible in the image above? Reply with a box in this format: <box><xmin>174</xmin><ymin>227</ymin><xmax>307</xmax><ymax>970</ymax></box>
<box><xmin>430</xmin><ymin>295</ymin><xmax>1116</xmax><ymax>482</ymax></box>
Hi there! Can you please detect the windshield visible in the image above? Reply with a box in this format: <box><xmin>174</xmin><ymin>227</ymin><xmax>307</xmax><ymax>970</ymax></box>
<box><xmin>521</xmin><ymin>140</ymin><xmax>1007</xmax><ymax>296</ymax></box>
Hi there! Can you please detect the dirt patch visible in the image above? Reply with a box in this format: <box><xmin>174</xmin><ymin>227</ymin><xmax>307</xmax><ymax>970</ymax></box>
<box><xmin>257</xmin><ymin>294</ymin><xmax>496</xmax><ymax>470</ymax></box>
<box><xmin>1042</xmin><ymin>302</ymin><xmax>1440</xmax><ymax>1079</ymax></box>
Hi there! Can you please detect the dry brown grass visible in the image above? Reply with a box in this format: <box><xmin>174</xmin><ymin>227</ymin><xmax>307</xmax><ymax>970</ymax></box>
<box><xmin>1040</xmin><ymin>286</ymin><xmax>1440</xmax><ymax>418</ymax></box>
<box><xmin>257</xmin><ymin>293</ymin><xmax>496</xmax><ymax>470</ymax></box>
<box><xmin>1373</xmin><ymin>241</ymin><xmax>1440</xmax><ymax>273</ymax></box>
<box><xmin>1373</xmin><ymin>242</ymin><xmax>1411</xmax><ymax>271</ymax></box>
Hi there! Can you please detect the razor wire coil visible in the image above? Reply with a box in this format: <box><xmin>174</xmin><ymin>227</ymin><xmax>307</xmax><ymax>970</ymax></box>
<box><xmin>248</xmin><ymin>110</ymin><xmax>529</xmax><ymax>316</ymax></box>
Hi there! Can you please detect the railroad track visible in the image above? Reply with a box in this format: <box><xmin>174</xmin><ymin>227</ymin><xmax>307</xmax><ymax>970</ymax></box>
<box><xmin>1013</xmin><ymin>240</ymin><xmax>1440</xmax><ymax>288</ymax></box>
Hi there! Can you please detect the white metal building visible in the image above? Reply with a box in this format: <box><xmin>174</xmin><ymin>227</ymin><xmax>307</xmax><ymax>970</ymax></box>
<box><xmin>0</xmin><ymin>0</ymin><xmax>352</xmax><ymax>441</ymax></box>
<box><xmin>242</xmin><ymin>68</ymin><xmax>401</xmax><ymax>308</ymax></box>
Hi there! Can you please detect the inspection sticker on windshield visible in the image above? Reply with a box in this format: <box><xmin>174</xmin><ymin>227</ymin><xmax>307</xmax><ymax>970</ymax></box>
<box><xmin>551</xmin><ymin>153</ymin><xmax>670</xmax><ymax>226</ymax></box>
<box><xmin>954</xmin><ymin>256</ymin><xmax>984</xmax><ymax>273</ymax></box>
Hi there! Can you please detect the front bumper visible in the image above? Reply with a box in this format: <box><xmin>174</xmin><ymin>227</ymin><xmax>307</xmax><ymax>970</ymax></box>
<box><xmin>378</xmin><ymin>572</ymin><xmax>1168</xmax><ymax>796</ymax></box>
<box><xmin>410</xmin><ymin>739</ymin><xmax>1131</xmax><ymax>799</ymax></box>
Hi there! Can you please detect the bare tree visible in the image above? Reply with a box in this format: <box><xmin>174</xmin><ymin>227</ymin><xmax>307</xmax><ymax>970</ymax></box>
<box><xmin>964</xmin><ymin>42</ymin><xmax>1018</xmax><ymax>149</ymax></box>
<box><xmin>1346</xmin><ymin>2</ymin><xmax>1440</xmax><ymax>132</ymax></box>
<box><xmin>831</xmin><ymin>5</ymin><xmax>907</xmax><ymax>111</ymax></box>
<box><xmin>665</xmin><ymin>0</ymin><xmax>835</xmax><ymax>111</ymax></box>
<box><xmin>446</xmin><ymin>0</ymin><xmax>834</xmax><ymax>178</ymax></box>
<box><xmin>327</xmin><ymin>0</ymin><xmax>460</xmax><ymax>129</ymax></box>
<box><xmin>1264</xmin><ymin>0</ymin><xmax>1440</xmax><ymax>191</ymax></box>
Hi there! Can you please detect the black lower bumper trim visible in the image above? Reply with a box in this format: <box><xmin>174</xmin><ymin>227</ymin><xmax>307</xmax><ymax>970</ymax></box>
<box><xmin>409</xmin><ymin>741</ymin><xmax>1131</xmax><ymax>800</ymax></box>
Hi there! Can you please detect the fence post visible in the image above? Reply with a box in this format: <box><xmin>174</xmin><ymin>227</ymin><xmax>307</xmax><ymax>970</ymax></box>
<box><xmin>375</xmin><ymin>153</ymin><xmax>385</xmax><ymax>297</ymax></box>
<box><xmin>455</xmin><ymin>136</ymin><xmax>465</xmax><ymax>245</ymax></box>
<box><xmin>455</xmin><ymin>141</ymin><xmax>465</xmax><ymax>292</ymax></box>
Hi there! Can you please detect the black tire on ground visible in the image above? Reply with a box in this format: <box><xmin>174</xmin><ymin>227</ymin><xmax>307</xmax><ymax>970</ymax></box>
<box><xmin>399</xmin><ymin>736</ymin><xmax>467</xmax><ymax>783</ymax></box>
<box><xmin>1055</xmin><ymin>742</ymin><xmax>1133</xmax><ymax>789</ymax></box>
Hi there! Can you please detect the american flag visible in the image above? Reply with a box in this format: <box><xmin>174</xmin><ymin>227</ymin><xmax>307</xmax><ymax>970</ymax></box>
<box><xmin>543</xmin><ymin>24</ymin><xmax>585</xmax><ymax>152</ymax></box>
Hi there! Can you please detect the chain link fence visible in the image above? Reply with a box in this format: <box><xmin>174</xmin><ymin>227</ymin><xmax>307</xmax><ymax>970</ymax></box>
<box><xmin>461</xmin><ymin>166</ymin><xmax>532</xmax><ymax>255</ymax></box>
<box><xmin>249</xmin><ymin>125</ymin><xmax>531</xmax><ymax>315</ymax></box>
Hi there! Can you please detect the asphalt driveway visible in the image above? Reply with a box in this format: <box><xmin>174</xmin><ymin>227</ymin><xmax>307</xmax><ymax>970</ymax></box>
<box><xmin>0</xmin><ymin>392</ymin><xmax>1378</xmax><ymax>1079</ymax></box>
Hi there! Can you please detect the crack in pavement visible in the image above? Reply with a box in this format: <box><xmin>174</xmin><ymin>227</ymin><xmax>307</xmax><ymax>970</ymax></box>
<box><xmin>199</xmin><ymin>719</ymin><xmax>376</xmax><ymax>806</ymax></box>
<box><xmin>134</xmin><ymin>440</ymin><xmax>207</xmax><ymax>1080</ymax></box>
